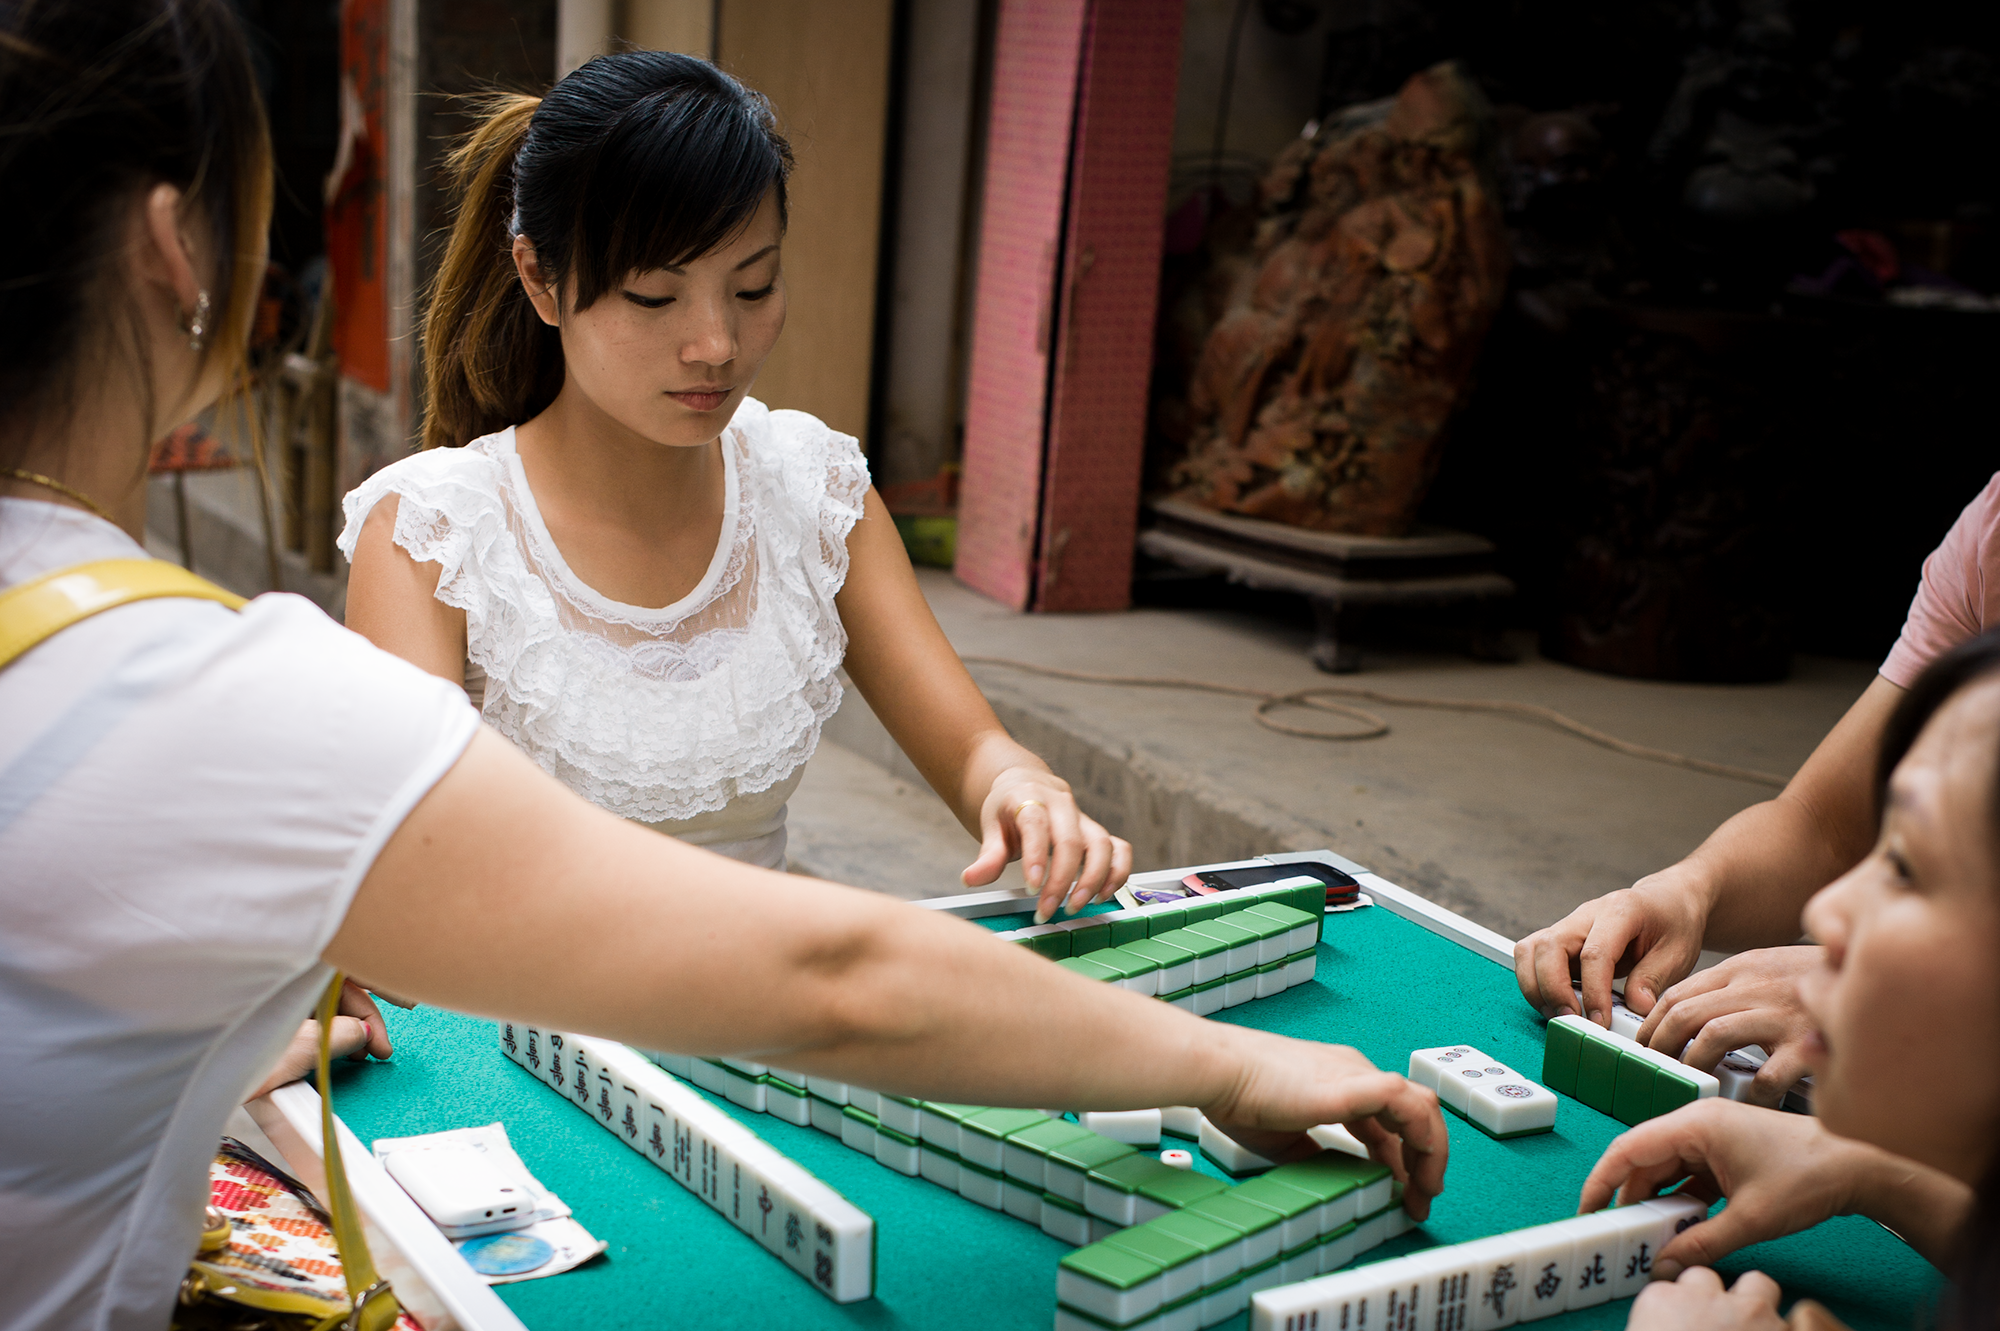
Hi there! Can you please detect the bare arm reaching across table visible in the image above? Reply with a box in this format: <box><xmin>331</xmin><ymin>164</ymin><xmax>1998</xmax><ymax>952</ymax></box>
<box><xmin>327</xmin><ymin>728</ymin><xmax>1451</xmax><ymax>1215</ymax></box>
<box><xmin>1515</xmin><ymin>675</ymin><xmax>1902</xmax><ymax>1027</ymax></box>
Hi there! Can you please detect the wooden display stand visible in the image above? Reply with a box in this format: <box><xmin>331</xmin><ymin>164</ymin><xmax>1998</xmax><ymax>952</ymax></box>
<box><xmin>1138</xmin><ymin>500</ymin><xmax>1515</xmax><ymax>674</ymax></box>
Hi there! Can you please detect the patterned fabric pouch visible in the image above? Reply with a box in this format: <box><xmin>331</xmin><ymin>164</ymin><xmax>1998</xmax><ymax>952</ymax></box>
<box><xmin>173</xmin><ymin>1138</ymin><xmax>422</xmax><ymax>1331</ymax></box>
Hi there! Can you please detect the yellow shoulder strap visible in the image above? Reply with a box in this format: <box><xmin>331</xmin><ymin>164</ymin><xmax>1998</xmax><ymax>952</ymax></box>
<box><xmin>0</xmin><ymin>558</ymin><xmax>401</xmax><ymax>1328</ymax></box>
<box><xmin>0</xmin><ymin>558</ymin><xmax>247</xmax><ymax>670</ymax></box>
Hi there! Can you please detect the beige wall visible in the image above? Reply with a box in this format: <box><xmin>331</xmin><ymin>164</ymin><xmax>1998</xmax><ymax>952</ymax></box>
<box><xmin>618</xmin><ymin>0</ymin><xmax>713</xmax><ymax>57</ymax></box>
<box><xmin>717</xmin><ymin>0</ymin><xmax>895</xmax><ymax>446</ymax></box>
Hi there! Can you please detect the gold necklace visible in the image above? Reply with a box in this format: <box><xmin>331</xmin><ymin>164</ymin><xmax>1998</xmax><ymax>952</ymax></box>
<box><xmin>2</xmin><ymin>468</ymin><xmax>114</xmax><ymax>522</ymax></box>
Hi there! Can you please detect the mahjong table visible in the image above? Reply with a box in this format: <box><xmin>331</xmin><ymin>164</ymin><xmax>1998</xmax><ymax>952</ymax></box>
<box><xmin>315</xmin><ymin>851</ymin><xmax>1940</xmax><ymax>1330</ymax></box>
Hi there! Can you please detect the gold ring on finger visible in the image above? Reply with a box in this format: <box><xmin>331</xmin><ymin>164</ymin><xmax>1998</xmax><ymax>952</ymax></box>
<box><xmin>1013</xmin><ymin>799</ymin><xmax>1045</xmax><ymax>819</ymax></box>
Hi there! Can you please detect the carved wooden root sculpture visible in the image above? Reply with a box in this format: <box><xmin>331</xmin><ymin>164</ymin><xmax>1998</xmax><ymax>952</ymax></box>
<box><xmin>1170</xmin><ymin>63</ymin><xmax>1509</xmax><ymax>537</ymax></box>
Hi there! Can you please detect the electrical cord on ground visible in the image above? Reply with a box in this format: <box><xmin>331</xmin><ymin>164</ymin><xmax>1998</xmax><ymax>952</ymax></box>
<box><xmin>959</xmin><ymin>656</ymin><xmax>1791</xmax><ymax>791</ymax></box>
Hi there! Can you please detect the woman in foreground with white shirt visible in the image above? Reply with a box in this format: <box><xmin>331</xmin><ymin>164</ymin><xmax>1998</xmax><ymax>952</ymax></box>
<box><xmin>342</xmin><ymin>51</ymin><xmax>1121</xmax><ymax>920</ymax></box>
<box><xmin>0</xmin><ymin>4</ymin><xmax>1447</xmax><ymax>1327</ymax></box>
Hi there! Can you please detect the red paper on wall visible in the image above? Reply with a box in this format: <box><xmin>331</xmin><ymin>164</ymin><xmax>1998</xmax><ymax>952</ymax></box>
<box><xmin>325</xmin><ymin>0</ymin><xmax>390</xmax><ymax>394</ymax></box>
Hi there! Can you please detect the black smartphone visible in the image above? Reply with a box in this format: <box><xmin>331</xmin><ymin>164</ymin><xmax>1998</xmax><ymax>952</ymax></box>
<box><xmin>1181</xmin><ymin>860</ymin><xmax>1360</xmax><ymax>907</ymax></box>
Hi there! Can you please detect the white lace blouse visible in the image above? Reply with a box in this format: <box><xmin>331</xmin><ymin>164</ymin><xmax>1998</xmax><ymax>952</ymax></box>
<box><xmin>337</xmin><ymin>397</ymin><xmax>869</xmax><ymax>869</ymax></box>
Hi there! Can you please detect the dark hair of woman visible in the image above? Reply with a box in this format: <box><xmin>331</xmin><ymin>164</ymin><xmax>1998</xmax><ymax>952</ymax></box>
<box><xmin>422</xmin><ymin>50</ymin><xmax>794</xmax><ymax>450</ymax></box>
<box><xmin>1873</xmin><ymin>628</ymin><xmax>2000</xmax><ymax>1331</ymax></box>
<box><xmin>0</xmin><ymin>0</ymin><xmax>270</xmax><ymax>471</ymax></box>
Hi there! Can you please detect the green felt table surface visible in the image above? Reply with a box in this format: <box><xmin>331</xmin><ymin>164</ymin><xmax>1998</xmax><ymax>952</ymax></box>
<box><xmin>329</xmin><ymin>899</ymin><xmax>1941</xmax><ymax>1330</ymax></box>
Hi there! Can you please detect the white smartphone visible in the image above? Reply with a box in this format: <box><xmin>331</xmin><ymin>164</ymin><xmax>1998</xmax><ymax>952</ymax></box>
<box><xmin>384</xmin><ymin>1144</ymin><xmax>530</xmax><ymax>1235</ymax></box>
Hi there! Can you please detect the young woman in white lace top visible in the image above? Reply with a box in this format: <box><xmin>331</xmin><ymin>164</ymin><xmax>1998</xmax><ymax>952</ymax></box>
<box><xmin>341</xmin><ymin>53</ymin><xmax>1127</xmax><ymax>919</ymax></box>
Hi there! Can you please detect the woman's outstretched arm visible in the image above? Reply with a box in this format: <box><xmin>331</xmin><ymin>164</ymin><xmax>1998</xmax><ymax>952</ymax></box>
<box><xmin>836</xmin><ymin>488</ymin><xmax>1130</xmax><ymax>919</ymax></box>
<box><xmin>325</xmin><ymin>728</ymin><xmax>1448</xmax><ymax>1214</ymax></box>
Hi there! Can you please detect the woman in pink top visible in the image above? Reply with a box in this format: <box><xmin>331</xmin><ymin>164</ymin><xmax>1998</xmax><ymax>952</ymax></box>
<box><xmin>1514</xmin><ymin>474</ymin><xmax>2000</xmax><ymax>1103</ymax></box>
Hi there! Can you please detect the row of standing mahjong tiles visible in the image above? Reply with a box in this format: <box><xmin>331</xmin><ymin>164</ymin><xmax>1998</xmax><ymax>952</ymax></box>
<box><xmin>327</xmin><ymin>852</ymin><xmax>1942</xmax><ymax>1330</ymax></box>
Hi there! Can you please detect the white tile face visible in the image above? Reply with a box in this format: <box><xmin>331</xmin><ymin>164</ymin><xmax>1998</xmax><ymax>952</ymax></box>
<box><xmin>1316</xmin><ymin>1227</ymin><xmax>1356</xmax><ymax>1274</ymax></box>
<box><xmin>1224</xmin><ymin>974</ymin><xmax>1259</xmax><ymax>1007</ymax></box>
<box><xmin>1356</xmin><ymin>1176</ymin><xmax>1393</xmax><ymax>1217</ymax></box>
<box><xmin>1256</xmin><ymin>968</ymin><xmax>1286</xmax><ymax>999</ymax></box>
<box><xmin>1463</xmin><ymin>1236</ymin><xmax>1533</xmax><ymax>1331</ymax></box>
<box><xmin>1610</xmin><ymin>1196</ymin><xmax>1706</xmax><ymax>1297</ymax></box>
<box><xmin>916</xmin><ymin>1107</ymin><xmax>963</xmax><ymax>1154</ymax></box>
<box><xmin>1285</xmin><ymin>921</ymin><xmax>1321</xmax><ymax>955</ymax></box>
<box><xmin>1161</xmin><ymin>1106</ymin><xmax>1204</xmax><ymax>1138</ymax></box>
<box><xmin>1255</xmin><ymin>932</ymin><xmax>1291</xmax><ymax>967</ymax></box>
<box><xmin>578</xmin><ymin>1037</ymin><xmax>873</xmax><ymax>1302</ymax></box>
<box><xmin>540</xmin><ymin>1032</ymin><xmax>571</xmax><ymax>1095</ymax></box>
<box><xmin>876</xmin><ymin>1098</ymin><xmax>922</xmax><ymax>1137</ymax></box>
<box><xmin>723</xmin><ymin>1070</ymin><xmax>768</xmax><ymax>1113</ymax></box>
<box><xmin>1121</xmin><ymin>972</ymin><xmax>1160</xmax><ymax>997</ymax></box>
<box><xmin>848</xmin><ymin>1088</ymin><xmax>881</xmax><ymax>1116</ymax></box>
<box><xmin>1317</xmin><ymin>1189</ymin><xmax>1360</xmax><ymax>1236</ymax></box>
<box><xmin>1556</xmin><ymin>1212</ymin><xmax>1622</xmax><ymax>1309</ymax></box>
<box><xmin>1465</xmin><ymin>1076</ymin><xmax>1559</xmax><ymax>1137</ymax></box>
<box><xmin>1250</xmin><ymin>1266</ymin><xmax>1386</xmax><ymax>1331</ymax></box>
<box><xmin>1404</xmin><ymin>1248</ymin><xmax>1479</xmax><ymax>1331</ymax></box>
<box><xmin>1081</xmin><ymin>1109</ymin><xmax>1163</xmax><ymax>1146</ymax></box>
<box><xmin>1225</xmin><ymin>941</ymin><xmax>1261</xmax><ymax>974</ymax></box>
<box><xmin>873</xmin><ymin>1133</ymin><xmax>921</xmax><ymax>1178</ymax></box>
<box><xmin>720</xmin><ymin>1057</ymin><xmax>768</xmax><ymax>1077</ymax></box>
<box><xmin>918</xmin><ymin>1146</ymin><xmax>959</xmax><ymax>1191</ymax></box>
<box><xmin>568</xmin><ymin>1043</ymin><xmax>597</xmax><ymax>1110</ymax></box>
<box><xmin>839</xmin><ymin>1115</ymin><xmax>877</xmax><ymax>1156</ymax></box>
<box><xmin>1041</xmin><ymin>1200</ymin><xmax>1092</xmax><ymax>1246</ymax></box>
<box><xmin>958</xmin><ymin>1129</ymin><xmax>1005</xmax><ymax>1173</ymax></box>
<box><xmin>688</xmin><ymin>1059</ymin><xmax>730</xmax><ymax>1097</ymax></box>
<box><xmin>1192</xmin><ymin>985</ymin><xmax>1226</xmax><ymax>1016</ymax></box>
<box><xmin>1001</xmin><ymin>1142</ymin><xmax>1049</xmax><ymax>1189</ymax></box>
<box><xmin>1511</xmin><ymin>1222</ymin><xmax>1574</xmax><ymax>1319</ymax></box>
<box><xmin>647</xmin><ymin>1049</ymin><xmax>694</xmax><ymax>1080</ymax></box>
<box><xmin>1284</xmin><ymin>954</ymin><xmax>1317</xmax><ymax>988</ymax></box>
<box><xmin>1199</xmin><ymin>1118</ymin><xmax>1277</xmax><ymax>1174</ymax></box>
<box><xmin>1157</xmin><ymin>958</ymin><xmax>1198</xmax><ymax>995</ymax></box>
<box><xmin>958</xmin><ymin>1166</ymin><xmax>1004</xmax><ymax>1210</ymax></box>
<box><xmin>589</xmin><ymin>1067</ymin><xmax>619</xmax><ymax>1133</ymax></box>
<box><xmin>1044</xmin><ymin>1162</ymin><xmax>1089</xmax><ymax>1205</ymax></box>
<box><xmin>1002</xmin><ymin>1180</ymin><xmax>1042</xmax><ymax>1223</ymax></box>
<box><xmin>1056</xmin><ymin>1267</ymin><xmax>1163</xmax><ymax>1326</ymax></box>
<box><xmin>1187</xmin><ymin>949</ymin><xmax>1225</xmax><ymax>986</ymax></box>
<box><xmin>612</xmin><ymin>1075</ymin><xmax>645</xmax><ymax>1151</ymax></box>
<box><xmin>1378</xmin><ymin>1264</ymin><xmax>1428</xmax><ymax>1331</ymax></box>
<box><xmin>1444</xmin><ymin>1059</ymin><xmax>1520</xmax><ymax>1116</ymax></box>
<box><xmin>1083</xmin><ymin>1180</ymin><xmax>1140</xmax><ymax>1226</ymax></box>
<box><xmin>808</xmin><ymin>1096</ymin><xmax>846</xmax><ymax>1137</ymax></box>
<box><xmin>1408</xmin><ymin>1045</ymin><xmax>1480</xmax><ymax>1103</ymax></box>
<box><xmin>1201</xmin><ymin>1277</ymin><xmax>1248</xmax><ymax>1323</ymax></box>
<box><xmin>767</xmin><ymin>1085</ymin><xmax>813</xmax><ymax>1128</ymax></box>
<box><xmin>1159</xmin><ymin>1298</ymin><xmax>1202</xmax><ymax>1331</ymax></box>
<box><xmin>1715</xmin><ymin>1053</ymin><xmax>1760</xmax><ymax>1102</ymax></box>
<box><xmin>805</xmin><ymin>1076</ymin><xmax>850</xmax><ymax>1105</ymax></box>
<box><xmin>1170</xmin><ymin>993</ymin><xmax>1198</xmax><ymax>1012</ymax></box>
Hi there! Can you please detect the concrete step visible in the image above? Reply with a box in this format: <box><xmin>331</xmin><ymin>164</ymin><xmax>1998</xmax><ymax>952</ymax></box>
<box><xmin>830</xmin><ymin>570</ymin><xmax>1871</xmax><ymax>943</ymax></box>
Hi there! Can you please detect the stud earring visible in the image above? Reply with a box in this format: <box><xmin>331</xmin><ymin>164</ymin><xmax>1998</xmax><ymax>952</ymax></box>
<box><xmin>186</xmin><ymin>289</ymin><xmax>211</xmax><ymax>351</ymax></box>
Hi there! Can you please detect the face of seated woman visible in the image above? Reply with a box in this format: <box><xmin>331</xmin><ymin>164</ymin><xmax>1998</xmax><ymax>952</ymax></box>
<box><xmin>1801</xmin><ymin>677</ymin><xmax>2000</xmax><ymax>1183</ymax></box>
